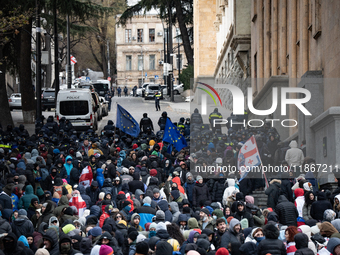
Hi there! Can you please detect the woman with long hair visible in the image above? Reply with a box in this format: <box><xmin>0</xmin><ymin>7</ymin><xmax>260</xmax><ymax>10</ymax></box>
<box><xmin>303</xmin><ymin>191</ymin><xmax>315</xmax><ymax>220</ymax></box>
<box><xmin>166</xmin><ymin>223</ymin><xmax>185</xmax><ymax>246</ymax></box>
<box><xmin>285</xmin><ymin>226</ymin><xmax>299</xmax><ymax>255</ymax></box>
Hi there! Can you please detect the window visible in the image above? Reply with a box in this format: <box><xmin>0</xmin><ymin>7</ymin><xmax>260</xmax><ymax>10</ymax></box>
<box><xmin>149</xmin><ymin>55</ymin><xmax>155</xmax><ymax>70</ymax></box>
<box><xmin>60</xmin><ymin>101</ymin><xmax>89</xmax><ymax>115</ymax></box>
<box><xmin>126</xmin><ymin>56</ymin><xmax>132</xmax><ymax>71</ymax></box>
<box><xmin>125</xmin><ymin>29</ymin><xmax>131</xmax><ymax>43</ymax></box>
<box><xmin>149</xmin><ymin>78</ymin><xmax>155</xmax><ymax>83</ymax></box>
<box><xmin>138</xmin><ymin>55</ymin><xmax>144</xmax><ymax>71</ymax></box>
<box><xmin>149</xmin><ymin>29</ymin><xmax>155</xmax><ymax>42</ymax></box>
<box><xmin>137</xmin><ymin>29</ymin><xmax>143</xmax><ymax>42</ymax></box>
<box><xmin>176</xmin><ymin>28</ymin><xmax>182</xmax><ymax>43</ymax></box>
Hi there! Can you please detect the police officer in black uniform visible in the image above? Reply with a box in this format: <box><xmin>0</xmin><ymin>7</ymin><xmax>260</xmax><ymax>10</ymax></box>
<box><xmin>140</xmin><ymin>113</ymin><xmax>154</xmax><ymax>133</ymax></box>
<box><xmin>209</xmin><ymin>108</ymin><xmax>223</xmax><ymax>133</ymax></box>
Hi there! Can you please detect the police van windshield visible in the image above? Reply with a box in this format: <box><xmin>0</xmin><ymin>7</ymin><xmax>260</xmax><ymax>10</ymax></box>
<box><xmin>60</xmin><ymin>101</ymin><xmax>89</xmax><ymax>115</ymax></box>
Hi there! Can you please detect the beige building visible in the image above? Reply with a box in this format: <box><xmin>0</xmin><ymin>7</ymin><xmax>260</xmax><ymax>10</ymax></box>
<box><xmin>115</xmin><ymin>14</ymin><xmax>187</xmax><ymax>88</ymax></box>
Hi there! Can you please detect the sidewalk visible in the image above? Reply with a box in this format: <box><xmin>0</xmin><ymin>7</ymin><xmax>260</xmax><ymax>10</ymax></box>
<box><xmin>11</xmin><ymin>111</ymin><xmax>52</xmax><ymax>136</ymax></box>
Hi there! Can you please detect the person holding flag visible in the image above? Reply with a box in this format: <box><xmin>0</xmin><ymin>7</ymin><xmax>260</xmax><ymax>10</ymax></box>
<box><xmin>162</xmin><ymin>118</ymin><xmax>188</xmax><ymax>153</ymax></box>
<box><xmin>116</xmin><ymin>104</ymin><xmax>140</xmax><ymax>138</ymax></box>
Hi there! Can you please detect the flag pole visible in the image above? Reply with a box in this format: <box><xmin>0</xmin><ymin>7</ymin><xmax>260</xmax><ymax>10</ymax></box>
<box><xmin>252</xmin><ymin>135</ymin><xmax>269</xmax><ymax>189</ymax></box>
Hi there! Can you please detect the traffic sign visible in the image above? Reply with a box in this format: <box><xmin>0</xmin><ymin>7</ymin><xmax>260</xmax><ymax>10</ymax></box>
<box><xmin>155</xmin><ymin>75</ymin><xmax>159</xmax><ymax>80</ymax></box>
<box><xmin>145</xmin><ymin>72</ymin><xmax>147</xmax><ymax>77</ymax></box>
<box><xmin>107</xmin><ymin>77</ymin><xmax>111</xmax><ymax>81</ymax></box>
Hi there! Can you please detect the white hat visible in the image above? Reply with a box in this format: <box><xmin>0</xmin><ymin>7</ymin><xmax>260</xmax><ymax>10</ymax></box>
<box><xmin>136</xmin><ymin>234</ymin><xmax>146</xmax><ymax>243</ymax></box>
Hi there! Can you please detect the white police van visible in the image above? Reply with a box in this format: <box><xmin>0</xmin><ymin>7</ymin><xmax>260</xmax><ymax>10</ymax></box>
<box><xmin>56</xmin><ymin>89</ymin><xmax>99</xmax><ymax>131</ymax></box>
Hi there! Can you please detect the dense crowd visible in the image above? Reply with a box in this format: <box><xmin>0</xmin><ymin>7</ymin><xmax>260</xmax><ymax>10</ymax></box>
<box><xmin>1</xmin><ymin>108</ymin><xmax>340</xmax><ymax>255</ymax></box>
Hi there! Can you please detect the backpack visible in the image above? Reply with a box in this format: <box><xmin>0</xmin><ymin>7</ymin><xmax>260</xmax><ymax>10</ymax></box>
<box><xmin>53</xmin><ymin>185</ymin><xmax>63</xmax><ymax>197</ymax></box>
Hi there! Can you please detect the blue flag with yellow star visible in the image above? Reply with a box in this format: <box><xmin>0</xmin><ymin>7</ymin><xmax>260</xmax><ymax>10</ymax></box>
<box><xmin>116</xmin><ymin>104</ymin><xmax>140</xmax><ymax>137</ymax></box>
<box><xmin>163</xmin><ymin>118</ymin><xmax>188</xmax><ymax>151</ymax></box>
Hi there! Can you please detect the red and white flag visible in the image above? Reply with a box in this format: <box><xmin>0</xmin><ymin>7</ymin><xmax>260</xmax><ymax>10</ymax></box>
<box><xmin>69</xmin><ymin>191</ymin><xmax>87</xmax><ymax>217</ymax></box>
<box><xmin>79</xmin><ymin>165</ymin><xmax>93</xmax><ymax>188</ymax></box>
<box><xmin>237</xmin><ymin>136</ymin><xmax>262</xmax><ymax>180</ymax></box>
<box><xmin>70</xmin><ymin>55</ymin><xmax>77</xmax><ymax>64</ymax></box>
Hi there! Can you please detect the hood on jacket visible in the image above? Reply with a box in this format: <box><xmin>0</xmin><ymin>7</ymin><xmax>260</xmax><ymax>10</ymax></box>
<box><xmin>65</xmin><ymin>156</ymin><xmax>73</xmax><ymax>164</ymax></box>
<box><xmin>18</xmin><ymin>235</ymin><xmax>29</xmax><ymax>248</ymax></box>
<box><xmin>327</xmin><ymin>238</ymin><xmax>340</xmax><ymax>254</ymax></box>
<box><xmin>80</xmin><ymin>238</ymin><xmax>93</xmax><ymax>254</ymax></box>
<box><xmin>289</xmin><ymin>140</ymin><xmax>298</xmax><ymax>148</ymax></box>
<box><xmin>77</xmin><ymin>185</ymin><xmax>86</xmax><ymax>195</ymax></box>
<box><xmin>294</xmin><ymin>233</ymin><xmax>309</xmax><ymax>249</ymax></box>
<box><xmin>212</xmin><ymin>209</ymin><xmax>224</xmax><ymax>219</ymax></box>
<box><xmin>267</xmin><ymin>212</ymin><xmax>279</xmax><ymax>222</ymax></box>
<box><xmin>3</xmin><ymin>233</ymin><xmax>18</xmax><ymax>249</ymax></box>
<box><xmin>131</xmin><ymin>213</ymin><xmax>140</xmax><ymax>222</ymax></box>
<box><xmin>188</xmin><ymin>217</ymin><xmax>199</xmax><ymax>229</ymax></box>
<box><xmin>229</xmin><ymin>218</ymin><xmax>241</xmax><ymax>234</ymax></box>
<box><xmin>332</xmin><ymin>219</ymin><xmax>340</xmax><ymax>233</ymax></box>
<box><xmin>25</xmin><ymin>152</ymin><xmax>32</xmax><ymax>159</ymax></box>
<box><xmin>318</xmin><ymin>192</ymin><xmax>327</xmax><ymax>200</ymax></box>
<box><xmin>158</xmin><ymin>200</ymin><xmax>169</xmax><ymax>212</ymax></box>
<box><xmin>97</xmin><ymin>168</ymin><xmax>104</xmax><ymax>177</ymax></box>
<box><xmin>135</xmin><ymin>189</ymin><xmax>144</xmax><ymax>199</ymax></box>
<box><xmin>25</xmin><ymin>185</ymin><xmax>34</xmax><ymax>194</ymax></box>
<box><xmin>149</xmin><ymin>177</ymin><xmax>159</xmax><ymax>186</ymax></box>
<box><xmin>133</xmin><ymin>172</ymin><xmax>140</xmax><ymax>181</ymax></box>
<box><xmin>263</xmin><ymin>224</ymin><xmax>280</xmax><ymax>239</ymax></box>
<box><xmin>43</xmin><ymin>228</ymin><xmax>59</xmax><ymax>247</ymax></box>
<box><xmin>178</xmin><ymin>214</ymin><xmax>188</xmax><ymax>223</ymax></box>
<box><xmin>294</xmin><ymin>188</ymin><xmax>304</xmax><ymax>197</ymax></box>
<box><xmin>278</xmin><ymin>195</ymin><xmax>289</xmax><ymax>203</ymax></box>
<box><xmin>172</xmin><ymin>177</ymin><xmax>182</xmax><ymax>187</ymax></box>
<box><xmin>245</xmin><ymin>196</ymin><xmax>254</xmax><ymax>204</ymax></box>
<box><xmin>103</xmin><ymin>178</ymin><xmax>113</xmax><ymax>188</ymax></box>
<box><xmin>236</xmin><ymin>192</ymin><xmax>245</xmax><ymax>201</ymax></box>
<box><xmin>90</xmin><ymin>205</ymin><xmax>101</xmax><ymax>217</ymax></box>
<box><xmin>169</xmin><ymin>202</ymin><xmax>179</xmax><ymax>213</ymax></box>
<box><xmin>188</xmin><ymin>230</ymin><xmax>199</xmax><ymax>243</ymax></box>
<box><xmin>31</xmin><ymin>149</ymin><xmax>39</xmax><ymax>157</ymax></box>
<box><xmin>58</xmin><ymin>195</ymin><xmax>69</xmax><ymax>206</ymax></box>
<box><xmin>171</xmin><ymin>190</ymin><xmax>180</xmax><ymax>201</ymax></box>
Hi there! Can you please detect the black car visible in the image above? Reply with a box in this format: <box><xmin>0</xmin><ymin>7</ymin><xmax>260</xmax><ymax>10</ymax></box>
<box><xmin>92</xmin><ymin>82</ymin><xmax>109</xmax><ymax>97</ymax></box>
<box><xmin>41</xmin><ymin>88</ymin><xmax>55</xmax><ymax>111</ymax></box>
<box><xmin>144</xmin><ymin>84</ymin><xmax>163</xmax><ymax>100</ymax></box>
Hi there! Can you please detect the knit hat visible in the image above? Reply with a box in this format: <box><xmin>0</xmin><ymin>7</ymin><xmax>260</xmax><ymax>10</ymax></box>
<box><xmin>143</xmin><ymin>196</ymin><xmax>151</xmax><ymax>205</ymax></box>
<box><xmin>90</xmin><ymin>226</ymin><xmax>102</xmax><ymax>237</ymax></box>
<box><xmin>136</xmin><ymin>234</ymin><xmax>146</xmax><ymax>243</ymax></box>
<box><xmin>136</xmin><ymin>241</ymin><xmax>149</xmax><ymax>255</ymax></box>
<box><xmin>128</xmin><ymin>231</ymin><xmax>139</xmax><ymax>242</ymax></box>
<box><xmin>123</xmin><ymin>200</ymin><xmax>132</xmax><ymax>208</ymax></box>
<box><xmin>156</xmin><ymin>222</ymin><xmax>167</xmax><ymax>232</ymax></box>
<box><xmin>35</xmin><ymin>248</ymin><xmax>50</xmax><ymax>255</ymax></box>
<box><xmin>324</xmin><ymin>209</ymin><xmax>337</xmax><ymax>222</ymax></box>
<box><xmin>200</xmin><ymin>208</ymin><xmax>210</xmax><ymax>216</ymax></box>
<box><xmin>156</xmin><ymin>210</ymin><xmax>165</xmax><ymax>221</ymax></box>
<box><xmin>153</xmin><ymin>188</ymin><xmax>160</xmax><ymax>194</ymax></box>
<box><xmin>150</xmin><ymin>169</ymin><xmax>157</xmax><ymax>176</ymax></box>
<box><xmin>196</xmin><ymin>175</ymin><xmax>203</xmax><ymax>181</ymax></box>
<box><xmin>215</xmin><ymin>247</ymin><xmax>229</xmax><ymax>255</ymax></box>
<box><xmin>99</xmin><ymin>245</ymin><xmax>114</xmax><ymax>255</ymax></box>
<box><xmin>226</xmin><ymin>216</ymin><xmax>234</xmax><ymax>224</ymax></box>
<box><xmin>311</xmin><ymin>225</ymin><xmax>320</xmax><ymax>234</ymax></box>
<box><xmin>36</xmin><ymin>186</ymin><xmax>44</xmax><ymax>197</ymax></box>
<box><xmin>240</xmin><ymin>218</ymin><xmax>248</xmax><ymax>229</ymax></box>
<box><xmin>99</xmin><ymin>192</ymin><xmax>105</xmax><ymax>200</ymax></box>
<box><xmin>149</xmin><ymin>222</ymin><xmax>157</xmax><ymax>230</ymax></box>
<box><xmin>118</xmin><ymin>220</ymin><xmax>127</xmax><ymax>227</ymax></box>
<box><xmin>18</xmin><ymin>209</ymin><xmax>27</xmax><ymax>216</ymax></box>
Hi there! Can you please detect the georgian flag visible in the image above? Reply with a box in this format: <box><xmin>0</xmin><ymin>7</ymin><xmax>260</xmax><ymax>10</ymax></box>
<box><xmin>69</xmin><ymin>191</ymin><xmax>87</xmax><ymax>217</ymax></box>
<box><xmin>237</xmin><ymin>136</ymin><xmax>262</xmax><ymax>180</ymax></box>
<box><xmin>79</xmin><ymin>165</ymin><xmax>93</xmax><ymax>188</ymax></box>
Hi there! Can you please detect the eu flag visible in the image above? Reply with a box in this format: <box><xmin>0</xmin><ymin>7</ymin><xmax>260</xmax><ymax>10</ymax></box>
<box><xmin>163</xmin><ymin>118</ymin><xmax>188</xmax><ymax>151</ymax></box>
<box><xmin>116</xmin><ymin>104</ymin><xmax>140</xmax><ymax>137</ymax></box>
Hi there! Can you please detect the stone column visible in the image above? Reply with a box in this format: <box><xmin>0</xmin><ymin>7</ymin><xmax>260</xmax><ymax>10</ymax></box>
<box><xmin>302</xmin><ymin>0</ymin><xmax>309</xmax><ymax>74</ymax></box>
<box><xmin>289</xmin><ymin>0</ymin><xmax>298</xmax><ymax>135</ymax></box>
<box><xmin>264</xmin><ymin>0</ymin><xmax>271</xmax><ymax>80</ymax></box>
<box><xmin>271</xmin><ymin>0</ymin><xmax>278</xmax><ymax>76</ymax></box>
<box><xmin>280</xmin><ymin>0</ymin><xmax>287</xmax><ymax>74</ymax></box>
<box><xmin>258</xmin><ymin>0</ymin><xmax>264</xmax><ymax>90</ymax></box>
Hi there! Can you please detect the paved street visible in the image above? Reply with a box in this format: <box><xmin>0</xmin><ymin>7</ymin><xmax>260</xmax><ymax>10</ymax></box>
<box><xmin>11</xmin><ymin>95</ymin><xmax>190</xmax><ymax>136</ymax></box>
<box><xmin>98</xmin><ymin>95</ymin><xmax>190</xmax><ymax>133</ymax></box>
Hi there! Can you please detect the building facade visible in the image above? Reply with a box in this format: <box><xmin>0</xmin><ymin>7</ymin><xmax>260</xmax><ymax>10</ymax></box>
<box><xmin>115</xmin><ymin>14</ymin><xmax>187</xmax><ymax>88</ymax></box>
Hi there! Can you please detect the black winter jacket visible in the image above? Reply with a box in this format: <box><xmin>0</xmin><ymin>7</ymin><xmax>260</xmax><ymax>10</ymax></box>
<box><xmin>233</xmin><ymin>209</ymin><xmax>254</xmax><ymax>228</ymax></box>
<box><xmin>257</xmin><ymin>224</ymin><xmax>286</xmax><ymax>255</ymax></box>
<box><xmin>212</xmin><ymin>179</ymin><xmax>226</xmax><ymax>203</ymax></box>
<box><xmin>192</xmin><ymin>182</ymin><xmax>210</xmax><ymax>208</ymax></box>
<box><xmin>310</xmin><ymin>192</ymin><xmax>333</xmax><ymax>221</ymax></box>
<box><xmin>12</xmin><ymin>216</ymin><xmax>34</xmax><ymax>238</ymax></box>
<box><xmin>275</xmin><ymin>195</ymin><xmax>298</xmax><ymax>226</ymax></box>
<box><xmin>294</xmin><ymin>233</ymin><xmax>315</xmax><ymax>255</ymax></box>
<box><xmin>265</xmin><ymin>180</ymin><xmax>281</xmax><ymax>209</ymax></box>
<box><xmin>0</xmin><ymin>217</ymin><xmax>12</xmax><ymax>234</ymax></box>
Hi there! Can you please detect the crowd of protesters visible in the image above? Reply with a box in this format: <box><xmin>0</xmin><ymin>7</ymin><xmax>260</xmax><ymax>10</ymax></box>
<box><xmin>0</xmin><ymin>108</ymin><xmax>340</xmax><ymax>255</ymax></box>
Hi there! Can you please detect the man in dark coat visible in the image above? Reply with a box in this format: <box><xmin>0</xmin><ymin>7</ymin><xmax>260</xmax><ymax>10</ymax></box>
<box><xmin>3</xmin><ymin>232</ymin><xmax>26</xmax><ymax>255</ymax></box>
<box><xmin>59</xmin><ymin>233</ymin><xmax>79</xmax><ymax>255</ymax></box>
<box><xmin>275</xmin><ymin>195</ymin><xmax>299</xmax><ymax>226</ymax></box>
<box><xmin>11</xmin><ymin>209</ymin><xmax>34</xmax><ymax>238</ymax></box>
<box><xmin>212</xmin><ymin>174</ymin><xmax>226</xmax><ymax>203</ymax></box>
<box><xmin>43</xmin><ymin>228</ymin><xmax>59</xmax><ymax>255</ymax></box>
<box><xmin>257</xmin><ymin>224</ymin><xmax>286</xmax><ymax>255</ymax></box>
<box><xmin>220</xmin><ymin>218</ymin><xmax>243</xmax><ymax>249</ymax></box>
<box><xmin>233</xmin><ymin>201</ymin><xmax>254</xmax><ymax>227</ymax></box>
<box><xmin>0</xmin><ymin>188</ymin><xmax>12</xmax><ymax>210</ymax></box>
<box><xmin>86</xmin><ymin>181</ymin><xmax>100</xmax><ymax>207</ymax></box>
<box><xmin>128</xmin><ymin>173</ymin><xmax>144</xmax><ymax>194</ymax></box>
<box><xmin>294</xmin><ymin>233</ymin><xmax>314</xmax><ymax>255</ymax></box>
<box><xmin>265</xmin><ymin>179</ymin><xmax>281</xmax><ymax>209</ymax></box>
<box><xmin>310</xmin><ymin>191</ymin><xmax>333</xmax><ymax>221</ymax></box>
<box><xmin>192</xmin><ymin>175</ymin><xmax>210</xmax><ymax>209</ymax></box>
<box><xmin>140</xmin><ymin>113</ymin><xmax>154</xmax><ymax>133</ymax></box>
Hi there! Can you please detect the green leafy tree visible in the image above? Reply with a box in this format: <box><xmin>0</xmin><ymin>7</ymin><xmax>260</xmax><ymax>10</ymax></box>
<box><xmin>179</xmin><ymin>64</ymin><xmax>193</xmax><ymax>91</ymax></box>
